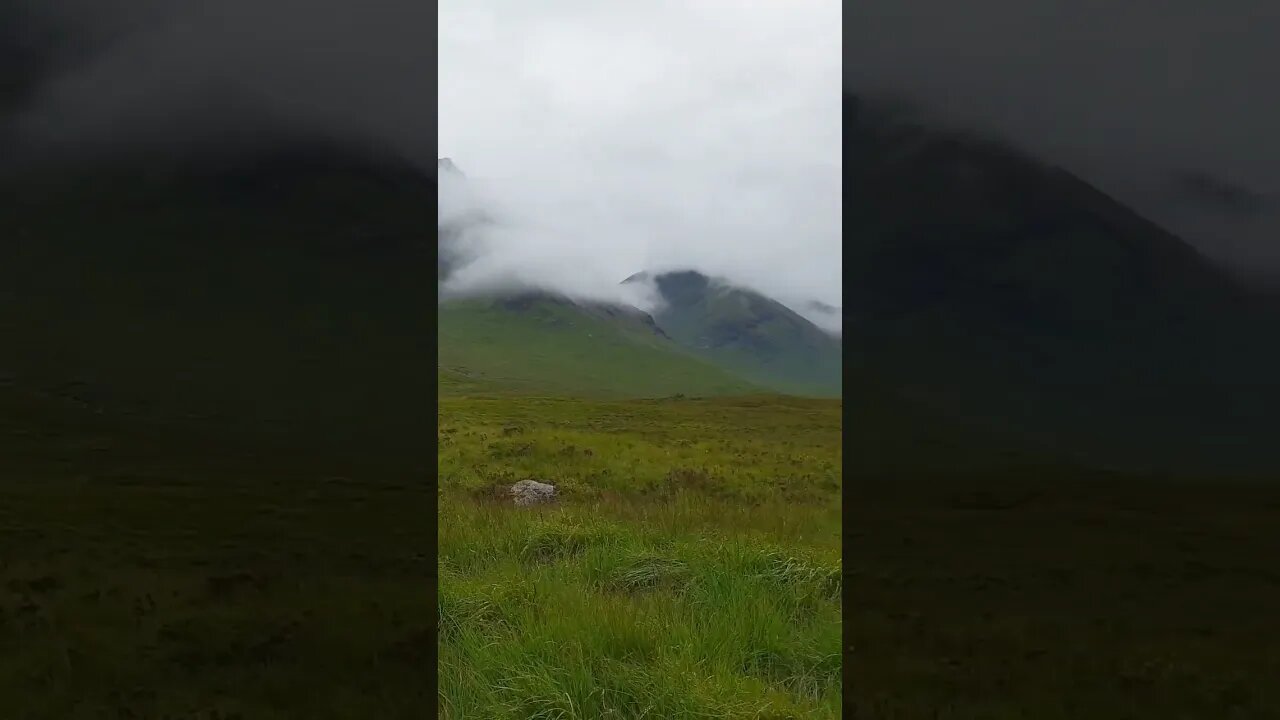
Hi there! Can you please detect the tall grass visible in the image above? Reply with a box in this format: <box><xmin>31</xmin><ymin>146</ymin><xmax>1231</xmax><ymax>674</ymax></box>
<box><xmin>438</xmin><ymin>394</ymin><xmax>843</xmax><ymax>718</ymax></box>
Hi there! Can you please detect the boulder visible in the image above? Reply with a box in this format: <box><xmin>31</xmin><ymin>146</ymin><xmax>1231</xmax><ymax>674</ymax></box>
<box><xmin>510</xmin><ymin>479</ymin><xmax>557</xmax><ymax>507</ymax></box>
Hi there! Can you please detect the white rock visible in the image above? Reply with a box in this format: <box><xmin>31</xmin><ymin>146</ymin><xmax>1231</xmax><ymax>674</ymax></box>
<box><xmin>510</xmin><ymin>479</ymin><xmax>557</xmax><ymax>507</ymax></box>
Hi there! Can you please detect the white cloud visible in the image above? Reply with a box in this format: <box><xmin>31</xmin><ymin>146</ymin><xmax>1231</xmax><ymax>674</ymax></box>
<box><xmin>438</xmin><ymin>0</ymin><xmax>842</xmax><ymax>312</ymax></box>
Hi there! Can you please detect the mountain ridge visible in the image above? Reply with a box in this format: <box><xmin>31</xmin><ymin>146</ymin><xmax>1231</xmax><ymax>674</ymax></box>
<box><xmin>437</xmin><ymin>159</ymin><xmax>844</xmax><ymax>398</ymax></box>
<box><xmin>847</xmin><ymin>90</ymin><xmax>1280</xmax><ymax>473</ymax></box>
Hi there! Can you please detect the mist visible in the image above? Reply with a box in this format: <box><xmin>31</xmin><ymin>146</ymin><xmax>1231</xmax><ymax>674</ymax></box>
<box><xmin>438</xmin><ymin>1</ymin><xmax>843</xmax><ymax>323</ymax></box>
<box><xmin>1</xmin><ymin>0</ymin><xmax>432</xmax><ymax>171</ymax></box>
<box><xmin>847</xmin><ymin>0</ymin><xmax>1280</xmax><ymax>285</ymax></box>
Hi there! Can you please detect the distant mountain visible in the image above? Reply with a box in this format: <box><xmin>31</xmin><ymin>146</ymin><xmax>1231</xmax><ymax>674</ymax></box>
<box><xmin>1</xmin><ymin>21</ymin><xmax>433</xmax><ymax>462</ymax></box>
<box><xmin>438</xmin><ymin>292</ymin><xmax>757</xmax><ymax>398</ymax></box>
<box><xmin>846</xmin><ymin>92</ymin><xmax>1280</xmax><ymax>472</ymax></box>
<box><xmin>798</xmin><ymin>300</ymin><xmax>842</xmax><ymax>336</ymax></box>
<box><xmin>437</xmin><ymin>161</ymin><xmax>840</xmax><ymax>399</ymax></box>
<box><xmin>625</xmin><ymin>270</ymin><xmax>842</xmax><ymax>397</ymax></box>
<box><xmin>437</xmin><ymin>157</ymin><xmax>463</xmax><ymax>177</ymax></box>
<box><xmin>0</xmin><ymin>139</ymin><xmax>432</xmax><ymax>462</ymax></box>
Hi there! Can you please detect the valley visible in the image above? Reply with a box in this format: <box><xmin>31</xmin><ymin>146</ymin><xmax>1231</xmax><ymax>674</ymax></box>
<box><xmin>436</xmin><ymin>192</ymin><xmax>846</xmax><ymax>715</ymax></box>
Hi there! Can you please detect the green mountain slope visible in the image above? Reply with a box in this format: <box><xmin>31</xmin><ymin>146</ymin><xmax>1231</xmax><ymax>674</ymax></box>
<box><xmin>438</xmin><ymin>293</ymin><xmax>759</xmax><ymax>398</ymax></box>
<box><xmin>436</xmin><ymin>160</ymin><xmax>810</xmax><ymax>400</ymax></box>
<box><xmin>626</xmin><ymin>270</ymin><xmax>842</xmax><ymax>397</ymax></box>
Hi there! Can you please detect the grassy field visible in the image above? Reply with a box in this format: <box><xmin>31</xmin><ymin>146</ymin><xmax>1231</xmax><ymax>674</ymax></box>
<box><xmin>0</xmin><ymin>384</ymin><xmax>431</xmax><ymax>719</ymax></box>
<box><xmin>437</xmin><ymin>392</ymin><xmax>843</xmax><ymax>718</ymax></box>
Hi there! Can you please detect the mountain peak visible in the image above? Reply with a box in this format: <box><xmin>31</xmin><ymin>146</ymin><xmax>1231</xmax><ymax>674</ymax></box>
<box><xmin>623</xmin><ymin>269</ymin><xmax>717</xmax><ymax>308</ymax></box>
<box><xmin>438</xmin><ymin>157</ymin><xmax>463</xmax><ymax>177</ymax></box>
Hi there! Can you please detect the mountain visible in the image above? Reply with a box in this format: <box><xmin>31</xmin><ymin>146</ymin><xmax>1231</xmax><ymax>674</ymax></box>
<box><xmin>438</xmin><ymin>293</ymin><xmax>758</xmax><ymax>398</ymax></box>
<box><xmin>625</xmin><ymin>270</ymin><xmax>842</xmax><ymax>397</ymax></box>
<box><xmin>437</xmin><ymin>157</ymin><xmax>462</xmax><ymax>177</ymax></box>
<box><xmin>797</xmin><ymin>300</ymin><xmax>843</xmax><ymax>335</ymax></box>
<box><xmin>846</xmin><ymin>92</ymin><xmax>1280</xmax><ymax>473</ymax></box>
<box><xmin>0</xmin><ymin>139</ymin><xmax>433</xmax><ymax>463</ymax></box>
<box><xmin>436</xmin><ymin>161</ymin><xmax>838</xmax><ymax>399</ymax></box>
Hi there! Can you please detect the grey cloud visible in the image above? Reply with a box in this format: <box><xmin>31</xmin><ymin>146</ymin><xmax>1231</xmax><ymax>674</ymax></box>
<box><xmin>1168</xmin><ymin>171</ymin><xmax>1270</xmax><ymax>218</ymax></box>
<box><xmin>2</xmin><ymin>0</ymin><xmax>431</xmax><ymax>170</ymax></box>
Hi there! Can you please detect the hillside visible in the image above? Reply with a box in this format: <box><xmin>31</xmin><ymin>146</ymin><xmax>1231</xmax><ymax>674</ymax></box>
<box><xmin>437</xmin><ymin>161</ymin><xmax>836</xmax><ymax>400</ymax></box>
<box><xmin>438</xmin><ymin>293</ymin><xmax>759</xmax><ymax>398</ymax></box>
<box><xmin>847</xmin><ymin>92</ymin><xmax>1280</xmax><ymax>473</ymax></box>
<box><xmin>628</xmin><ymin>270</ymin><xmax>842</xmax><ymax>397</ymax></box>
<box><xmin>0</xmin><ymin>141</ymin><xmax>433</xmax><ymax>463</ymax></box>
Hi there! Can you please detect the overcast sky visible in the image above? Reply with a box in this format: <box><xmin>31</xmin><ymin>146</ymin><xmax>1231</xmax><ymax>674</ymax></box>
<box><xmin>848</xmin><ymin>0</ymin><xmax>1280</xmax><ymax>285</ymax></box>
<box><xmin>438</xmin><ymin>1</ymin><xmax>843</xmax><ymax>316</ymax></box>
<box><xmin>2</xmin><ymin>0</ymin><xmax>432</xmax><ymax>170</ymax></box>
<box><xmin>10</xmin><ymin>0</ymin><xmax>1271</xmax><ymax>311</ymax></box>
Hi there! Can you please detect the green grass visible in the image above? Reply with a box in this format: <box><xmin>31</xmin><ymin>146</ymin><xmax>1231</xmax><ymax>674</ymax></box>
<box><xmin>438</xmin><ymin>392</ymin><xmax>843</xmax><ymax>718</ymax></box>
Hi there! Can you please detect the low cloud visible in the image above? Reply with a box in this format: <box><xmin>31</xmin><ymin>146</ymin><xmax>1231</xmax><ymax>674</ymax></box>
<box><xmin>2</xmin><ymin>0</ymin><xmax>432</xmax><ymax>171</ymax></box>
<box><xmin>439</xmin><ymin>1</ymin><xmax>842</xmax><ymax>316</ymax></box>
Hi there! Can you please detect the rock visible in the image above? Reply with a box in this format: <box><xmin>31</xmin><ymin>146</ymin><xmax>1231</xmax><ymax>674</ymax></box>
<box><xmin>510</xmin><ymin>480</ymin><xmax>557</xmax><ymax>507</ymax></box>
